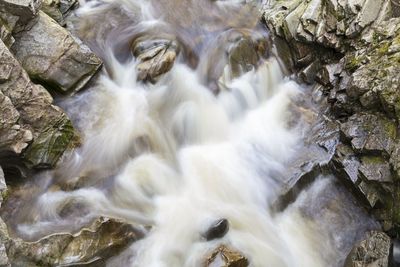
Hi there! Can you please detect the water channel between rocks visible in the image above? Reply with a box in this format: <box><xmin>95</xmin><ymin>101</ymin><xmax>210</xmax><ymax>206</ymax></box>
<box><xmin>1</xmin><ymin>0</ymin><xmax>380</xmax><ymax>266</ymax></box>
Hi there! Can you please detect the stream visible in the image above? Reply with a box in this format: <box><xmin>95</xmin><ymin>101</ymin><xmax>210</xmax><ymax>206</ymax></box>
<box><xmin>1</xmin><ymin>0</ymin><xmax>380</xmax><ymax>266</ymax></box>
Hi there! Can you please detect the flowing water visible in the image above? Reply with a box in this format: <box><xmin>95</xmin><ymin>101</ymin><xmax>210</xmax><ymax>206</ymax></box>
<box><xmin>1</xmin><ymin>0</ymin><xmax>380</xmax><ymax>266</ymax></box>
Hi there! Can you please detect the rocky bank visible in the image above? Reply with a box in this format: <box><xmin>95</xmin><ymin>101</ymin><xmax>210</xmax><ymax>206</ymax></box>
<box><xmin>0</xmin><ymin>0</ymin><xmax>145</xmax><ymax>265</ymax></box>
<box><xmin>263</xmin><ymin>0</ymin><xmax>400</xmax><ymax>265</ymax></box>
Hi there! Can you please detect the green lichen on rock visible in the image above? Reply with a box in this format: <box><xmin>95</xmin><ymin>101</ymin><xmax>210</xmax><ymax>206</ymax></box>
<box><xmin>345</xmin><ymin>19</ymin><xmax>400</xmax><ymax>119</ymax></box>
<box><xmin>23</xmin><ymin>117</ymin><xmax>80</xmax><ymax>169</ymax></box>
<box><xmin>0</xmin><ymin>36</ymin><xmax>81</xmax><ymax>172</ymax></box>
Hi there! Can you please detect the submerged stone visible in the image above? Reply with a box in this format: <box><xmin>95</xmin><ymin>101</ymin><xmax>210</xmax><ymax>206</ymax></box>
<box><xmin>203</xmin><ymin>219</ymin><xmax>229</xmax><ymax>241</ymax></box>
<box><xmin>227</xmin><ymin>37</ymin><xmax>259</xmax><ymax>78</ymax></box>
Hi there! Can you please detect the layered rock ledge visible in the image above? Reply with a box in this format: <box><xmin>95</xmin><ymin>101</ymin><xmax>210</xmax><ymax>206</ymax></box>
<box><xmin>263</xmin><ymin>0</ymin><xmax>400</xmax><ymax>265</ymax></box>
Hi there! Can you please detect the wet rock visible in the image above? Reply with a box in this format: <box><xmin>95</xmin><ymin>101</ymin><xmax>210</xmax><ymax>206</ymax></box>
<box><xmin>0</xmin><ymin>38</ymin><xmax>79</xmax><ymax>169</ymax></box>
<box><xmin>311</xmin><ymin>116</ymin><xmax>341</xmax><ymax>156</ymax></box>
<box><xmin>331</xmin><ymin>144</ymin><xmax>385</xmax><ymax>208</ymax></box>
<box><xmin>332</xmin><ymin>142</ymin><xmax>397</xmax><ymax>228</ymax></box>
<box><xmin>273</xmin><ymin>109</ymin><xmax>340</xmax><ymax>210</ymax></box>
<box><xmin>264</xmin><ymin>0</ymin><xmax>400</xmax><ymax>237</ymax></box>
<box><xmin>11</xmin><ymin>11</ymin><xmax>102</xmax><ymax>94</ymax></box>
<box><xmin>6</xmin><ymin>217</ymin><xmax>142</xmax><ymax>266</ymax></box>
<box><xmin>299</xmin><ymin>61</ymin><xmax>320</xmax><ymax>84</ymax></box>
<box><xmin>340</xmin><ymin>112</ymin><xmax>396</xmax><ymax>156</ymax></box>
<box><xmin>205</xmin><ymin>245</ymin><xmax>249</xmax><ymax>267</ymax></box>
<box><xmin>207</xmin><ymin>31</ymin><xmax>269</xmax><ymax>92</ymax></box>
<box><xmin>315</xmin><ymin>63</ymin><xmax>340</xmax><ymax>88</ymax></box>
<box><xmin>333</xmin><ymin>144</ymin><xmax>361</xmax><ymax>185</ymax></box>
<box><xmin>333</xmin><ymin>144</ymin><xmax>361</xmax><ymax>184</ymax></box>
<box><xmin>344</xmin><ymin>231</ymin><xmax>391</xmax><ymax>267</ymax></box>
<box><xmin>203</xmin><ymin>219</ymin><xmax>229</xmax><ymax>241</ymax></box>
<box><xmin>227</xmin><ymin>37</ymin><xmax>259</xmax><ymax>78</ymax></box>
<box><xmin>132</xmin><ymin>37</ymin><xmax>179</xmax><ymax>83</ymax></box>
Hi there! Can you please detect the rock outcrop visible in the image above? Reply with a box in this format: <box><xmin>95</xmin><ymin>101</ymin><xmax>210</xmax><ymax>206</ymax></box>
<box><xmin>0</xmin><ymin>38</ymin><xmax>79</xmax><ymax>170</ymax></box>
<box><xmin>11</xmin><ymin>11</ymin><xmax>102</xmax><ymax>94</ymax></box>
<box><xmin>344</xmin><ymin>231</ymin><xmax>391</xmax><ymax>267</ymax></box>
<box><xmin>0</xmin><ymin>0</ymin><xmax>103</xmax><ymax>172</ymax></box>
<box><xmin>0</xmin><ymin>0</ymin><xmax>42</xmax><ymax>27</ymax></box>
<box><xmin>264</xmin><ymin>0</ymin><xmax>400</xmax><ymax>235</ymax></box>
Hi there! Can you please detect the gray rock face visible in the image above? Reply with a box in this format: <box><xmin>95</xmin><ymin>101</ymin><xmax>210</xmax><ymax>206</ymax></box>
<box><xmin>344</xmin><ymin>231</ymin><xmax>391</xmax><ymax>267</ymax></box>
<box><xmin>0</xmin><ymin>38</ymin><xmax>79</xmax><ymax>169</ymax></box>
<box><xmin>0</xmin><ymin>91</ymin><xmax>32</xmax><ymax>156</ymax></box>
<box><xmin>264</xmin><ymin>0</ymin><xmax>400</xmax><ymax>234</ymax></box>
<box><xmin>5</xmin><ymin>217</ymin><xmax>141</xmax><ymax>266</ymax></box>
<box><xmin>332</xmin><ymin>143</ymin><xmax>393</xmax><ymax>209</ymax></box>
<box><xmin>40</xmin><ymin>0</ymin><xmax>77</xmax><ymax>25</ymax></box>
<box><xmin>340</xmin><ymin>113</ymin><xmax>396</xmax><ymax>155</ymax></box>
<box><xmin>11</xmin><ymin>11</ymin><xmax>102</xmax><ymax>94</ymax></box>
<box><xmin>264</xmin><ymin>0</ymin><xmax>392</xmax><ymax>54</ymax></box>
<box><xmin>393</xmin><ymin>0</ymin><xmax>400</xmax><ymax>17</ymax></box>
<box><xmin>0</xmin><ymin>0</ymin><xmax>42</xmax><ymax>25</ymax></box>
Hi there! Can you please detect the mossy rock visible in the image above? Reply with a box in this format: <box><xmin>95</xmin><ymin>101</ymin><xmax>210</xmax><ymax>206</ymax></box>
<box><xmin>23</xmin><ymin>117</ymin><xmax>80</xmax><ymax>169</ymax></box>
